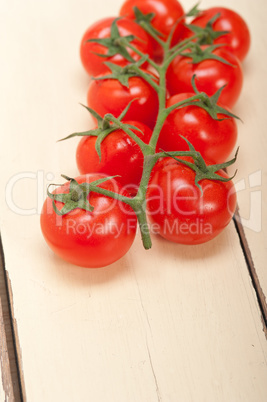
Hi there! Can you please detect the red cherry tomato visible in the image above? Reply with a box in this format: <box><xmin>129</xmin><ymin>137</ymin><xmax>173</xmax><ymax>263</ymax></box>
<box><xmin>87</xmin><ymin>70</ymin><xmax>159</xmax><ymax>129</ymax></box>
<box><xmin>147</xmin><ymin>157</ymin><xmax>237</xmax><ymax>244</ymax></box>
<box><xmin>119</xmin><ymin>0</ymin><xmax>185</xmax><ymax>60</ymax></box>
<box><xmin>76</xmin><ymin>121</ymin><xmax>152</xmax><ymax>195</ymax></box>
<box><xmin>157</xmin><ymin>93</ymin><xmax>238</xmax><ymax>164</ymax></box>
<box><xmin>181</xmin><ymin>7</ymin><xmax>251</xmax><ymax>62</ymax></box>
<box><xmin>166</xmin><ymin>46</ymin><xmax>243</xmax><ymax>108</ymax></box>
<box><xmin>41</xmin><ymin>174</ymin><xmax>137</xmax><ymax>268</ymax></box>
<box><xmin>80</xmin><ymin>17</ymin><xmax>153</xmax><ymax>76</ymax></box>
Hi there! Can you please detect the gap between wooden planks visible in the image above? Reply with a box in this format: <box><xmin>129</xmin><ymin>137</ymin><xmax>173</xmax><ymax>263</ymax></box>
<box><xmin>0</xmin><ymin>236</ymin><xmax>24</xmax><ymax>402</ymax></box>
<box><xmin>0</xmin><ymin>210</ymin><xmax>266</xmax><ymax>402</ymax></box>
<box><xmin>233</xmin><ymin>209</ymin><xmax>267</xmax><ymax>333</ymax></box>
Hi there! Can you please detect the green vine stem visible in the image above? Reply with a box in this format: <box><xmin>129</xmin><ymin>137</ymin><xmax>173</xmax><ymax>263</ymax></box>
<box><xmin>54</xmin><ymin>10</ymin><xmax>239</xmax><ymax>250</ymax></box>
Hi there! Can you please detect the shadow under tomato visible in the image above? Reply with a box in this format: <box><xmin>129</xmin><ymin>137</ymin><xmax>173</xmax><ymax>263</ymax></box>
<box><xmin>149</xmin><ymin>225</ymin><xmax>234</xmax><ymax>267</ymax></box>
<box><xmin>51</xmin><ymin>250</ymin><xmax>134</xmax><ymax>287</ymax></box>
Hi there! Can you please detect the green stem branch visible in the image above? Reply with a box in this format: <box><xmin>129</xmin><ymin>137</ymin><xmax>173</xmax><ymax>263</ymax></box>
<box><xmin>139</xmin><ymin>21</ymin><xmax>167</xmax><ymax>48</ymax></box>
<box><xmin>105</xmin><ymin>114</ymin><xmax>153</xmax><ymax>155</ymax></box>
<box><xmin>126</xmin><ymin>42</ymin><xmax>159</xmax><ymax>71</ymax></box>
<box><xmin>163</xmin><ymin>34</ymin><xmax>202</xmax><ymax>67</ymax></box>
<box><xmin>89</xmin><ymin>185</ymin><xmax>134</xmax><ymax>206</ymax></box>
<box><xmin>165</xmin><ymin>94</ymin><xmax>204</xmax><ymax>115</ymax></box>
<box><xmin>129</xmin><ymin>65</ymin><xmax>160</xmax><ymax>91</ymax></box>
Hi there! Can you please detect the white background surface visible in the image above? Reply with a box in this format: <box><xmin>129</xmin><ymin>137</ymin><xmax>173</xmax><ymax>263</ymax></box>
<box><xmin>0</xmin><ymin>0</ymin><xmax>267</xmax><ymax>401</ymax></box>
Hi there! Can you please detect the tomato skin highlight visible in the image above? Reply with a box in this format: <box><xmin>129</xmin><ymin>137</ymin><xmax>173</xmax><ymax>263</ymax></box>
<box><xmin>157</xmin><ymin>93</ymin><xmax>238</xmax><ymax>164</ymax></box>
<box><xmin>76</xmin><ymin>121</ymin><xmax>152</xmax><ymax>195</ymax></box>
<box><xmin>119</xmin><ymin>0</ymin><xmax>185</xmax><ymax>60</ymax></box>
<box><xmin>166</xmin><ymin>46</ymin><xmax>243</xmax><ymax>108</ymax></box>
<box><xmin>40</xmin><ymin>175</ymin><xmax>137</xmax><ymax>268</ymax></box>
<box><xmin>80</xmin><ymin>17</ymin><xmax>153</xmax><ymax>76</ymax></box>
<box><xmin>87</xmin><ymin>71</ymin><xmax>159</xmax><ymax>129</ymax></box>
<box><xmin>147</xmin><ymin>158</ymin><xmax>237</xmax><ymax>245</ymax></box>
<box><xmin>181</xmin><ymin>7</ymin><xmax>251</xmax><ymax>62</ymax></box>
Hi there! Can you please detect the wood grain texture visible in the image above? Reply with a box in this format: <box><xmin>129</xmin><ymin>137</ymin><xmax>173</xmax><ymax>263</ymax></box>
<box><xmin>0</xmin><ymin>0</ymin><xmax>266</xmax><ymax>401</ymax></box>
<box><xmin>226</xmin><ymin>0</ymin><xmax>267</xmax><ymax>321</ymax></box>
<box><xmin>0</xmin><ymin>297</ymin><xmax>14</xmax><ymax>402</ymax></box>
<box><xmin>0</xmin><ymin>247</ymin><xmax>21</xmax><ymax>402</ymax></box>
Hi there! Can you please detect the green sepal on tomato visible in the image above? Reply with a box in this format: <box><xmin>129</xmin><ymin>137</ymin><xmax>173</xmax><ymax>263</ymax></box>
<box><xmin>166</xmin><ymin>44</ymin><xmax>243</xmax><ymax>108</ymax></box>
<box><xmin>76</xmin><ymin>120</ymin><xmax>152</xmax><ymax>196</ymax></box>
<box><xmin>180</xmin><ymin>7</ymin><xmax>251</xmax><ymax>62</ymax></box>
<box><xmin>87</xmin><ymin>67</ymin><xmax>159</xmax><ymax>130</ymax></box>
<box><xmin>80</xmin><ymin>16</ymin><xmax>153</xmax><ymax>76</ymax></box>
<box><xmin>146</xmin><ymin>156</ymin><xmax>237</xmax><ymax>245</ymax></box>
<box><xmin>40</xmin><ymin>174</ymin><xmax>137</xmax><ymax>268</ymax></box>
<box><xmin>157</xmin><ymin>92</ymin><xmax>238</xmax><ymax>164</ymax></box>
<box><xmin>119</xmin><ymin>0</ymin><xmax>185</xmax><ymax>61</ymax></box>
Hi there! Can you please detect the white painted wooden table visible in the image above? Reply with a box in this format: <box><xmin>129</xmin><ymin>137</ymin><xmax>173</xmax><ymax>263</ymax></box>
<box><xmin>0</xmin><ymin>0</ymin><xmax>266</xmax><ymax>401</ymax></box>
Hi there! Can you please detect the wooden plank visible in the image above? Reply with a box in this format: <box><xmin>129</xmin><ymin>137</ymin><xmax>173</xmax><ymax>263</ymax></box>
<box><xmin>1</xmin><ymin>224</ymin><xmax>267</xmax><ymax>401</ymax></box>
<box><xmin>0</xmin><ymin>242</ymin><xmax>22</xmax><ymax>402</ymax></box>
<box><xmin>226</xmin><ymin>0</ymin><xmax>267</xmax><ymax>320</ymax></box>
<box><xmin>0</xmin><ymin>0</ymin><xmax>266</xmax><ymax>401</ymax></box>
<box><xmin>0</xmin><ymin>297</ymin><xmax>14</xmax><ymax>402</ymax></box>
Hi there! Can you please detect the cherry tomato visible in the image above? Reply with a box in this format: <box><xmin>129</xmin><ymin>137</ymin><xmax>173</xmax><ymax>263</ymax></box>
<box><xmin>119</xmin><ymin>0</ymin><xmax>185</xmax><ymax>61</ymax></box>
<box><xmin>87</xmin><ymin>70</ymin><xmax>159</xmax><ymax>129</ymax></box>
<box><xmin>80</xmin><ymin>17</ymin><xmax>153</xmax><ymax>76</ymax></box>
<box><xmin>181</xmin><ymin>7</ymin><xmax>251</xmax><ymax>62</ymax></box>
<box><xmin>157</xmin><ymin>93</ymin><xmax>238</xmax><ymax>164</ymax></box>
<box><xmin>41</xmin><ymin>174</ymin><xmax>137</xmax><ymax>268</ymax></box>
<box><xmin>76</xmin><ymin>121</ymin><xmax>152</xmax><ymax>195</ymax></box>
<box><xmin>146</xmin><ymin>157</ymin><xmax>237</xmax><ymax>244</ymax></box>
<box><xmin>166</xmin><ymin>46</ymin><xmax>243</xmax><ymax>108</ymax></box>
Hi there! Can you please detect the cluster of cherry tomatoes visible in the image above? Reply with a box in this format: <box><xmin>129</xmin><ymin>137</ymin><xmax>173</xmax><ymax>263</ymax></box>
<box><xmin>41</xmin><ymin>0</ymin><xmax>250</xmax><ymax>268</ymax></box>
